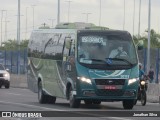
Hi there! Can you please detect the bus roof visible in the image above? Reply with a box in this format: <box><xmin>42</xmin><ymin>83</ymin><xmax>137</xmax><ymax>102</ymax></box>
<box><xmin>55</xmin><ymin>22</ymin><xmax>109</xmax><ymax>30</ymax></box>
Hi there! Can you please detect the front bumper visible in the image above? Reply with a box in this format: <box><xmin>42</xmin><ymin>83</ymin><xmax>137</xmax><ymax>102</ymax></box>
<box><xmin>76</xmin><ymin>89</ymin><xmax>137</xmax><ymax>101</ymax></box>
<box><xmin>0</xmin><ymin>78</ymin><xmax>9</xmax><ymax>86</ymax></box>
<box><xmin>76</xmin><ymin>79</ymin><xmax>138</xmax><ymax>101</ymax></box>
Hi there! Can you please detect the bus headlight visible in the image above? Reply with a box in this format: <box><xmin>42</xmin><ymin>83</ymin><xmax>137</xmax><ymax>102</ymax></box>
<box><xmin>77</xmin><ymin>77</ymin><xmax>92</xmax><ymax>84</ymax></box>
<box><xmin>128</xmin><ymin>78</ymin><xmax>138</xmax><ymax>85</ymax></box>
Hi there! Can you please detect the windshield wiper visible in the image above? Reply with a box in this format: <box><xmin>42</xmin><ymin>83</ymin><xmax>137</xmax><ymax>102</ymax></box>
<box><xmin>90</xmin><ymin>59</ymin><xmax>109</xmax><ymax>64</ymax></box>
<box><xmin>105</xmin><ymin>58</ymin><xmax>133</xmax><ymax>66</ymax></box>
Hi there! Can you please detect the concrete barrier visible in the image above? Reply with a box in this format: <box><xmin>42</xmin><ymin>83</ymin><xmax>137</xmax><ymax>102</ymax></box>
<box><xmin>10</xmin><ymin>74</ymin><xmax>28</xmax><ymax>88</ymax></box>
<box><xmin>147</xmin><ymin>83</ymin><xmax>160</xmax><ymax>103</ymax></box>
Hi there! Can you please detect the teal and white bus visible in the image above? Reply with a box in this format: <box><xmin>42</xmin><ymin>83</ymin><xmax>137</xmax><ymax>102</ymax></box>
<box><xmin>27</xmin><ymin>22</ymin><xmax>142</xmax><ymax>109</ymax></box>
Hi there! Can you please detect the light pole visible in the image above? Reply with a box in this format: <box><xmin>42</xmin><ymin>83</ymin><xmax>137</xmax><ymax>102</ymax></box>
<box><xmin>4</xmin><ymin>20</ymin><xmax>9</xmax><ymax>42</ymax></box>
<box><xmin>147</xmin><ymin>0</ymin><xmax>151</xmax><ymax>73</ymax></box>
<box><xmin>133</xmin><ymin>0</ymin><xmax>135</xmax><ymax>35</ymax></box>
<box><xmin>1</xmin><ymin>10</ymin><xmax>6</xmax><ymax>46</ymax></box>
<box><xmin>99</xmin><ymin>0</ymin><xmax>101</xmax><ymax>26</ymax></box>
<box><xmin>17</xmin><ymin>0</ymin><xmax>21</xmax><ymax>75</ymax></box>
<box><xmin>48</xmin><ymin>19</ymin><xmax>55</xmax><ymax>28</ymax></box>
<box><xmin>31</xmin><ymin>5</ymin><xmax>36</xmax><ymax>29</ymax></box>
<box><xmin>57</xmin><ymin>0</ymin><xmax>60</xmax><ymax>24</ymax></box>
<box><xmin>4</xmin><ymin>10</ymin><xmax>9</xmax><ymax>42</ymax></box>
<box><xmin>4</xmin><ymin>10</ymin><xmax>7</xmax><ymax>42</ymax></box>
<box><xmin>25</xmin><ymin>7</ymin><xmax>28</xmax><ymax>40</ymax></box>
<box><xmin>138</xmin><ymin>0</ymin><xmax>141</xmax><ymax>38</ymax></box>
<box><xmin>123</xmin><ymin>0</ymin><xmax>125</xmax><ymax>30</ymax></box>
<box><xmin>65</xmin><ymin>1</ymin><xmax>72</xmax><ymax>23</ymax></box>
<box><xmin>82</xmin><ymin>13</ymin><xmax>92</xmax><ymax>23</ymax></box>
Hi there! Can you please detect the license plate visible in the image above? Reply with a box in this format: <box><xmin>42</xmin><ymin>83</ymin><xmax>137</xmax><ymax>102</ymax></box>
<box><xmin>104</xmin><ymin>85</ymin><xmax>116</xmax><ymax>90</ymax></box>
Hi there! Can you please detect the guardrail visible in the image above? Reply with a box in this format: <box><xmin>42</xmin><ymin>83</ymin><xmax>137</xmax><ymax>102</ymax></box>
<box><xmin>147</xmin><ymin>83</ymin><xmax>160</xmax><ymax>103</ymax></box>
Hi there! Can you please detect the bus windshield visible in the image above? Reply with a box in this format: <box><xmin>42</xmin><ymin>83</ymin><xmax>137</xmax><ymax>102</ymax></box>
<box><xmin>77</xmin><ymin>33</ymin><xmax>138</xmax><ymax>68</ymax></box>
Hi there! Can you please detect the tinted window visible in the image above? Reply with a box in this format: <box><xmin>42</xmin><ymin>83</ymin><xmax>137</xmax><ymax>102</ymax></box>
<box><xmin>77</xmin><ymin>32</ymin><xmax>137</xmax><ymax>68</ymax></box>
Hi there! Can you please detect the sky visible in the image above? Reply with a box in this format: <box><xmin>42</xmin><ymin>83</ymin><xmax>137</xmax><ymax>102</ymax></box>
<box><xmin>0</xmin><ymin>0</ymin><xmax>160</xmax><ymax>42</ymax></box>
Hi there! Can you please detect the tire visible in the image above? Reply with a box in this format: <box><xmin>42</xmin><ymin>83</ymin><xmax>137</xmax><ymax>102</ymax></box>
<box><xmin>38</xmin><ymin>81</ymin><xmax>48</xmax><ymax>104</ymax></box>
<box><xmin>5</xmin><ymin>81</ymin><xmax>10</xmax><ymax>89</ymax></box>
<box><xmin>141</xmin><ymin>90</ymin><xmax>147</xmax><ymax>106</ymax></box>
<box><xmin>69</xmin><ymin>87</ymin><xmax>80</xmax><ymax>108</ymax></box>
<box><xmin>0</xmin><ymin>85</ymin><xmax>2</xmax><ymax>88</ymax></box>
<box><xmin>122</xmin><ymin>100</ymin><xmax>134</xmax><ymax>109</ymax></box>
<box><xmin>134</xmin><ymin>99</ymin><xmax>137</xmax><ymax>105</ymax></box>
<box><xmin>93</xmin><ymin>100</ymin><xmax>101</xmax><ymax>105</ymax></box>
<box><xmin>84</xmin><ymin>100</ymin><xmax>92</xmax><ymax>105</ymax></box>
<box><xmin>47</xmin><ymin>96</ymin><xmax>56</xmax><ymax>104</ymax></box>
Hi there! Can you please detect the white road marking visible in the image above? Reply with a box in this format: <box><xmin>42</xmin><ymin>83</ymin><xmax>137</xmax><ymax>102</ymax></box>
<box><xmin>6</xmin><ymin>92</ymin><xmax>34</xmax><ymax>97</ymax></box>
<box><xmin>0</xmin><ymin>100</ymin><xmax>63</xmax><ymax>111</ymax></box>
<box><xmin>6</xmin><ymin>93</ymin><xmax>22</xmax><ymax>96</ymax></box>
<box><xmin>136</xmin><ymin>102</ymin><xmax>159</xmax><ymax>105</ymax></box>
<box><xmin>103</xmin><ymin>117</ymin><xmax>132</xmax><ymax>120</ymax></box>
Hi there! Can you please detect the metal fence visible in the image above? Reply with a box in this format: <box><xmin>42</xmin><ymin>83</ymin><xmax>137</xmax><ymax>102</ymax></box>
<box><xmin>0</xmin><ymin>49</ymin><xmax>27</xmax><ymax>74</ymax></box>
<box><xmin>138</xmin><ymin>48</ymin><xmax>159</xmax><ymax>83</ymax></box>
<box><xmin>0</xmin><ymin>48</ymin><xmax>160</xmax><ymax>83</ymax></box>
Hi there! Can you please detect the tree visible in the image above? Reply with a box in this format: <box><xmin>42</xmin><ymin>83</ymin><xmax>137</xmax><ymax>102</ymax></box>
<box><xmin>0</xmin><ymin>39</ymin><xmax>29</xmax><ymax>50</ymax></box>
<box><xmin>133</xmin><ymin>29</ymin><xmax>160</xmax><ymax>48</ymax></box>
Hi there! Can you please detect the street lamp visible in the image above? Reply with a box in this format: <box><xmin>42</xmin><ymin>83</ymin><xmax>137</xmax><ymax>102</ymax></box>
<box><xmin>99</xmin><ymin>0</ymin><xmax>101</xmax><ymax>26</ymax></box>
<box><xmin>48</xmin><ymin>19</ymin><xmax>55</xmax><ymax>28</ymax></box>
<box><xmin>65</xmin><ymin>1</ymin><xmax>72</xmax><ymax>23</ymax></box>
<box><xmin>3</xmin><ymin>10</ymin><xmax>9</xmax><ymax>42</ymax></box>
<box><xmin>31</xmin><ymin>5</ymin><xmax>36</xmax><ymax>29</ymax></box>
<box><xmin>1</xmin><ymin>10</ymin><xmax>6</xmax><ymax>46</ymax></box>
<box><xmin>147</xmin><ymin>0</ymin><xmax>151</xmax><ymax>73</ymax></box>
<box><xmin>123</xmin><ymin>0</ymin><xmax>125</xmax><ymax>30</ymax></box>
<box><xmin>82</xmin><ymin>13</ymin><xmax>92</xmax><ymax>23</ymax></box>
<box><xmin>57</xmin><ymin>0</ymin><xmax>60</xmax><ymax>24</ymax></box>
<box><xmin>25</xmin><ymin>7</ymin><xmax>28</xmax><ymax>40</ymax></box>
<box><xmin>133</xmin><ymin>0</ymin><xmax>135</xmax><ymax>35</ymax></box>
<box><xmin>4</xmin><ymin>20</ymin><xmax>9</xmax><ymax>42</ymax></box>
<box><xmin>17</xmin><ymin>0</ymin><xmax>21</xmax><ymax>75</ymax></box>
<box><xmin>138</xmin><ymin>0</ymin><xmax>141</xmax><ymax>38</ymax></box>
<box><xmin>4</xmin><ymin>10</ymin><xmax>8</xmax><ymax>42</ymax></box>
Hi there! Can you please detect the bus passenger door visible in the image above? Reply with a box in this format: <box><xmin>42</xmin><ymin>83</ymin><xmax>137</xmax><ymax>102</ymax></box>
<box><xmin>62</xmin><ymin>37</ymin><xmax>76</xmax><ymax>90</ymax></box>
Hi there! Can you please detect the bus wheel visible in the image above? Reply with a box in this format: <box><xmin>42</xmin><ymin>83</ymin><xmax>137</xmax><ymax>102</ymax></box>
<box><xmin>47</xmin><ymin>96</ymin><xmax>56</xmax><ymax>104</ymax></box>
<box><xmin>38</xmin><ymin>81</ymin><xmax>47</xmax><ymax>104</ymax></box>
<box><xmin>122</xmin><ymin>100</ymin><xmax>134</xmax><ymax>109</ymax></box>
<box><xmin>69</xmin><ymin>87</ymin><xmax>80</xmax><ymax>108</ymax></box>
<box><xmin>134</xmin><ymin>99</ymin><xmax>137</xmax><ymax>105</ymax></box>
<box><xmin>84</xmin><ymin>100</ymin><xmax>92</xmax><ymax>105</ymax></box>
<box><xmin>93</xmin><ymin>100</ymin><xmax>101</xmax><ymax>105</ymax></box>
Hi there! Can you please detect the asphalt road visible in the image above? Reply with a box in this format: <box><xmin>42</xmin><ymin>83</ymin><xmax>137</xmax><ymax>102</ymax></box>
<box><xmin>0</xmin><ymin>87</ymin><xmax>159</xmax><ymax>120</ymax></box>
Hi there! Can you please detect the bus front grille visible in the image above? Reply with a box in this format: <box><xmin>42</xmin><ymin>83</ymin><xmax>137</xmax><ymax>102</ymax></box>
<box><xmin>95</xmin><ymin>79</ymin><xmax>125</xmax><ymax>85</ymax></box>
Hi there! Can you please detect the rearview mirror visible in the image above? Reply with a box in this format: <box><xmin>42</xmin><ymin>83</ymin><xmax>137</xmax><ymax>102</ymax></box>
<box><xmin>136</xmin><ymin>40</ymin><xmax>144</xmax><ymax>50</ymax></box>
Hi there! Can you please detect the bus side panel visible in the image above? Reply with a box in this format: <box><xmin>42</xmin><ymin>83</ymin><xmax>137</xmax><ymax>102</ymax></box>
<box><xmin>27</xmin><ymin>59</ymin><xmax>38</xmax><ymax>93</ymax></box>
<box><xmin>28</xmin><ymin>30</ymin><xmax>77</xmax><ymax>98</ymax></box>
<box><xmin>42</xmin><ymin>32</ymin><xmax>67</xmax><ymax>98</ymax></box>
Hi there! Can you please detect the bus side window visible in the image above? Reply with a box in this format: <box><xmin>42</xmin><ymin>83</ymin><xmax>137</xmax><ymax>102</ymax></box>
<box><xmin>62</xmin><ymin>40</ymin><xmax>70</xmax><ymax>61</ymax></box>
